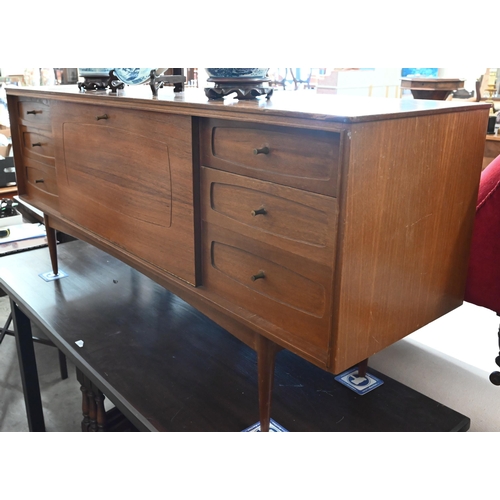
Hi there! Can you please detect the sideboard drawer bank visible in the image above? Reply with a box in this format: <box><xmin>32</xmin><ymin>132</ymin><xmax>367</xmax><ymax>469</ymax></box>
<box><xmin>6</xmin><ymin>86</ymin><xmax>490</xmax><ymax>431</ymax></box>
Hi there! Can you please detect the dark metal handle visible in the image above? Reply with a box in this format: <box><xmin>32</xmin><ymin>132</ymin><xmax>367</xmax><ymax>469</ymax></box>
<box><xmin>253</xmin><ymin>146</ymin><xmax>270</xmax><ymax>155</ymax></box>
<box><xmin>251</xmin><ymin>271</ymin><xmax>265</xmax><ymax>282</ymax></box>
<box><xmin>32</xmin><ymin>142</ymin><xmax>42</xmax><ymax>147</ymax></box>
<box><xmin>96</xmin><ymin>114</ymin><xmax>108</xmax><ymax>121</ymax></box>
<box><xmin>27</xmin><ymin>110</ymin><xmax>41</xmax><ymax>115</ymax></box>
<box><xmin>35</xmin><ymin>179</ymin><xmax>44</xmax><ymax>183</ymax></box>
<box><xmin>251</xmin><ymin>207</ymin><xmax>267</xmax><ymax>216</ymax></box>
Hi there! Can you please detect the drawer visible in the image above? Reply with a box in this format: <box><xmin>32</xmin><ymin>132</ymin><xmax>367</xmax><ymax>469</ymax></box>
<box><xmin>201</xmin><ymin>167</ymin><xmax>338</xmax><ymax>267</ymax></box>
<box><xmin>200</xmin><ymin>118</ymin><xmax>341</xmax><ymax>197</ymax></box>
<box><xmin>17</xmin><ymin>99</ymin><xmax>52</xmax><ymax>129</ymax></box>
<box><xmin>21</xmin><ymin>127</ymin><xmax>55</xmax><ymax>166</ymax></box>
<box><xmin>202</xmin><ymin>223</ymin><xmax>333</xmax><ymax>354</ymax></box>
<box><xmin>24</xmin><ymin>158</ymin><xmax>59</xmax><ymax>210</ymax></box>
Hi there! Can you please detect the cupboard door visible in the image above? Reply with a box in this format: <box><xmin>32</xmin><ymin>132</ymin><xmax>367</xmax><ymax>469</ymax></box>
<box><xmin>53</xmin><ymin>102</ymin><xmax>197</xmax><ymax>285</ymax></box>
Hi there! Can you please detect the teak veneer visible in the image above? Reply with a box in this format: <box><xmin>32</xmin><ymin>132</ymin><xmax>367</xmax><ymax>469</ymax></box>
<box><xmin>6</xmin><ymin>85</ymin><xmax>490</xmax><ymax>431</ymax></box>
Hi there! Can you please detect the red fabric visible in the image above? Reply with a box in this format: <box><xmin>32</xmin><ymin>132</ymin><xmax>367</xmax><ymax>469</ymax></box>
<box><xmin>464</xmin><ymin>154</ymin><xmax>500</xmax><ymax>313</ymax></box>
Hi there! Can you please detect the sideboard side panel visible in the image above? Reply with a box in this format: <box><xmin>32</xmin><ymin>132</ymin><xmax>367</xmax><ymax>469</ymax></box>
<box><xmin>331</xmin><ymin>108</ymin><xmax>489</xmax><ymax>371</ymax></box>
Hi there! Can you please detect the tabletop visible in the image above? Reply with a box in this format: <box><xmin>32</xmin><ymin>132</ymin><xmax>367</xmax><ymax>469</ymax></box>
<box><xmin>0</xmin><ymin>239</ymin><xmax>471</xmax><ymax>431</ymax></box>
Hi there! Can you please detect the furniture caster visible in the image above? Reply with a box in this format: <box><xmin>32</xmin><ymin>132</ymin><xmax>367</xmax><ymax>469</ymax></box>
<box><xmin>489</xmin><ymin>371</ymin><xmax>500</xmax><ymax>386</ymax></box>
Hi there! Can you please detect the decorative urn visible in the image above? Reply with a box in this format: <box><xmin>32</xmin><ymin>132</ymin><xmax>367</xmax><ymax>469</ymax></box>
<box><xmin>204</xmin><ymin>68</ymin><xmax>272</xmax><ymax>100</ymax></box>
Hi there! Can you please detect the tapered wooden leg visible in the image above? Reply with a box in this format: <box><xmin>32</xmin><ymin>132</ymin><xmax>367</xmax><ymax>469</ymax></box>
<box><xmin>256</xmin><ymin>335</ymin><xmax>281</xmax><ymax>432</ymax></box>
<box><xmin>357</xmin><ymin>358</ymin><xmax>369</xmax><ymax>378</ymax></box>
<box><xmin>43</xmin><ymin>213</ymin><xmax>58</xmax><ymax>276</ymax></box>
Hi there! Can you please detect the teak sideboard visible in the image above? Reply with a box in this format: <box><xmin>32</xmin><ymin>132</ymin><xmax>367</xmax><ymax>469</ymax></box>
<box><xmin>6</xmin><ymin>86</ymin><xmax>490</xmax><ymax>431</ymax></box>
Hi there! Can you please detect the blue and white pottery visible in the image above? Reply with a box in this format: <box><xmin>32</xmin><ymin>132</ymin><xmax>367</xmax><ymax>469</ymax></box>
<box><xmin>114</xmin><ymin>68</ymin><xmax>168</xmax><ymax>85</ymax></box>
<box><xmin>205</xmin><ymin>68</ymin><xmax>269</xmax><ymax>79</ymax></box>
<box><xmin>78</xmin><ymin>68</ymin><xmax>114</xmax><ymax>78</ymax></box>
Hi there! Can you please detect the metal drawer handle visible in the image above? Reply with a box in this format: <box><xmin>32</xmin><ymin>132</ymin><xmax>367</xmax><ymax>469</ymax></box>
<box><xmin>35</xmin><ymin>179</ymin><xmax>44</xmax><ymax>183</ymax></box>
<box><xmin>253</xmin><ymin>146</ymin><xmax>270</xmax><ymax>155</ymax></box>
<box><xmin>251</xmin><ymin>271</ymin><xmax>265</xmax><ymax>282</ymax></box>
<box><xmin>32</xmin><ymin>142</ymin><xmax>42</xmax><ymax>147</ymax></box>
<box><xmin>251</xmin><ymin>207</ymin><xmax>267</xmax><ymax>216</ymax></box>
<box><xmin>27</xmin><ymin>110</ymin><xmax>41</xmax><ymax>115</ymax></box>
<box><xmin>96</xmin><ymin>114</ymin><xmax>108</xmax><ymax>121</ymax></box>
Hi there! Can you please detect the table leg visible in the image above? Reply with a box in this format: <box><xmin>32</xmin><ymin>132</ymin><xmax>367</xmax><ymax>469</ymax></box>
<box><xmin>95</xmin><ymin>392</ymin><xmax>107</xmax><ymax>432</ymax></box>
<box><xmin>256</xmin><ymin>335</ymin><xmax>281</xmax><ymax>432</ymax></box>
<box><xmin>43</xmin><ymin>213</ymin><xmax>58</xmax><ymax>276</ymax></box>
<box><xmin>77</xmin><ymin>368</ymin><xmax>108</xmax><ymax>431</ymax></box>
<box><xmin>80</xmin><ymin>386</ymin><xmax>91</xmax><ymax>431</ymax></box>
<box><xmin>58</xmin><ymin>350</ymin><xmax>68</xmax><ymax>380</ymax></box>
<box><xmin>10</xmin><ymin>299</ymin><xmax>45</xmax><ymax>432</ymax></box>
<box><xmin>88</xmin><ymin>388</ymin><xmax>98</xmax><ymax>431</ymax></box>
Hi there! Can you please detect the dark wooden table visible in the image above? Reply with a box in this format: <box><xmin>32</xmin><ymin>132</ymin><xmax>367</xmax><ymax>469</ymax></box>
<box><xmin>0</xmin><ymin>240</ymin><xmax>470</xmax><ymax>431</ymax></box>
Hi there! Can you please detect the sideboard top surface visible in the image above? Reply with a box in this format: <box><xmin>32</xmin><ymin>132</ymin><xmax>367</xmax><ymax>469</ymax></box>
<box><xmin>5</xmin><ymin>85</ymin><xmax>491</xmax><ymax>125</ymax></box>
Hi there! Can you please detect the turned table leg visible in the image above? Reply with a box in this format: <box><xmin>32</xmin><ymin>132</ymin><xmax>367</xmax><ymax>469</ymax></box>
<box><xmin>80</xmin><ymin>386</ymin><xmax>91</xmax><ymax>432</ymax></box>
<box><xmin>43</xmin><ymin>213</ymin><xmax>58</xmax><ymax>276</ymax></box>
<box><xmin>256</xmin><ymin>335</ymin><xmax>282</xmax><ymax>432</ymax></box>
<box><xmin>77</xmin><ymin>368</ymin><xmax>108</xmax><ymax>432</ymax></box>
<box><xmin>94</xmin><ymin>391</ymin><xmax>107</xmax><ymax>432</ymax></box>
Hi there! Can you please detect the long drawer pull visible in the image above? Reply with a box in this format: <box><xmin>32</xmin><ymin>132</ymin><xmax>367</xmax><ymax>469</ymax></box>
<box><xmin>253</xmin><ymin>146</ymin><xmax>270</xmax><ymax>155</ymax></box>
<box><xmin>35</xmin><ymin>179</ymin><xmax>44</xmax><ymax>183</ymax></box>
<box><xmin>251</xmin><ymin>207</ymin><xmax>267</xmax><ymax>216</ymax></box>
<box><xmin>251</xmin><ymin>271</ymin><xmax>265</xmax><ymax>282</ymax></box>
<box><xmin>32</xmin><ymin>142</ymin><xmax>42</xmax><ymax>147</ymax></box>
<box><xmin>27</xmin><ymin>110</ymin><xmax>41</xmax><ymax>115</ymax></box>
<box><xmin>96</xmin><ymin>114</ymin><xmax>108</xmax><ymax>121</ymax></box>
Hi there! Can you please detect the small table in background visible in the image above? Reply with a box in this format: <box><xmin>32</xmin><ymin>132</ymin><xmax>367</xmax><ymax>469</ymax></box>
<box><xmin>401</xmin><ymin>77</ymin><xmax>465</xmax><ymax>100</ymax></box>
<box><xmin>483</xmin><ymin>134</ymin><xmax>500</xmax><ymax>170</ymax></box>
<box><xmin>0</xmin><ymin>186</ymin><xmax>17</xmax><ymax>200</ymax></box>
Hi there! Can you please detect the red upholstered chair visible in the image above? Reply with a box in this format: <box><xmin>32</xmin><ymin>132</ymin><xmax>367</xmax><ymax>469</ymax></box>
<box><xmin>464</xmin><ymin>154</ymin><xmax>500</xmax><ymax>384</ymax></box>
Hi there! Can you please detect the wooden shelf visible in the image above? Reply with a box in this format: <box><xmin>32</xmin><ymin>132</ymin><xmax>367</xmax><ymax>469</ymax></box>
<box><xmin>0</xmin><ymin>185</ymin><xmax>17</xmax><ymax>199</ymax></box>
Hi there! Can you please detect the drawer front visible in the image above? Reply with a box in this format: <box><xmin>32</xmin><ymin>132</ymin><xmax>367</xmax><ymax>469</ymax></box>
<box><xmin>21</xmin><ymin>127</ymin><xmax>55</xmax><ymax>165</ymax></box>
<box><xmin>200</xmin><ymin>118</ymin><xmax>341</xmax><ymax>197</ymax></box>
<box><xmin>202</xmin><ymin>223</ymin><xmax>333</xmax><ymax>355</ymax></box>
<box><xmin>201</xmin><ymin>167</ymin><xmax>338</xmax><ymax>267</ymax></box>
<box><xmin>17</xmin><ymin>99</ymin><xmax>52</xmax><ymax>129</ymax></box>
<box><xmin>24</xmin><ymin>158</ymin><xmax>59</xmax><ymax>210</ymax></box>
<box><xmin>52</xmin><ymin>101</ymin><xmax>197</xmax><ymax>285</ymax></box>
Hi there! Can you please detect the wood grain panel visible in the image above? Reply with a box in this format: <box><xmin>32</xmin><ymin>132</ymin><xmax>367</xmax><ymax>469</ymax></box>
<box><xmin>201</xmin><ymin>167</ymin><xmax>338</xmax><ymax>267</ymax></box>
<box><xmin>21</xmin><ymin>127</ymin><xmax>55</xmax><ymax>165</ymax></box>
<box><xmin>62</xmin><ymin>123</ymin><xmax>172</xmax><ymax>228</ymax></box>
<box><xmin>211</xmin><ymin>241</ymin><xmax>326</xmax><ymax>317</ymax></box>
<box><xmin>53</xmin><ymin>101</ymin><xmax>197</xmax><ymax>285</ymax></box>
<box><xmin>17</xmin><ymin>99</ymin><xmax>52</xmax><ymax>129</ymax></box>
<box><xmin>202</xmin><ymin>223</ymin><xmax>334</xmax><ymax>355</ymax></box>
<box><xmin>24</xmin><ymin>158</ymin><xmax>59</xmax><ymax>210</ymax></box>
<box><xmin>330</xmin><ymin>108</ymin><xmax>488</xmax><ymax>372</ymax></box>
<box><xmin>200</xmin><ymin>118</ymin><xmax>342</xmax><ymax>196</ymax></box>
